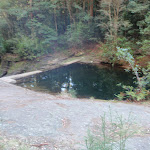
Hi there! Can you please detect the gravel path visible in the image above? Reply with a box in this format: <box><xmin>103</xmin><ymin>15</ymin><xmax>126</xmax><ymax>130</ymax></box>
<box><xmin>0</xmin><ymin>80</ymin><xmax>150</xmax><ymax>149</ymax></box>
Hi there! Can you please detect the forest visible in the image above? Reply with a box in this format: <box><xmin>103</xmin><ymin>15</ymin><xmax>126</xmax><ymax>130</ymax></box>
<box><xmin>0</xmin><ymin>0</ymin><xmax>150</xmax><ymax>101</ymax></box>
<box><xmin>0</xmin><ymin>0</ymin><xmax>149</xmax><ymax>59</ymax></box>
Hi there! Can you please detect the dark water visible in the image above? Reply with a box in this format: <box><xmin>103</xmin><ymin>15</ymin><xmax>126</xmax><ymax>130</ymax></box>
<box><xmin>17</xmin><ymin>63</ymin><xmax>135</xmax><ymax>100</ymax></box>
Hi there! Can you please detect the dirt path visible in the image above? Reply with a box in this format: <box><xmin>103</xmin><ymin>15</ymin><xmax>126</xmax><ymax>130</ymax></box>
<box><xmin>0</xmin><ymin>80</ymin><xmax>150</xmax><ymax>149</ymax></box>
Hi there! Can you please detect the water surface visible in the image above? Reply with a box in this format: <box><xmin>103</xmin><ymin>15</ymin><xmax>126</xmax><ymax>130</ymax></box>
<box><xmin>17</xmin><ymin>63</ymin><xmax>135</xmax><ymax>100</ymax></box>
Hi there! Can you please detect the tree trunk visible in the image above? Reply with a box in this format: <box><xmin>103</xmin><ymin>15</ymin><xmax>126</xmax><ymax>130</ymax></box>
<box><xmin>54</xmin><ymin>8</ymin><xmax>58</xmax><ymax>33</ymax></box>
<box><xmin>66</xmin><ymin>0</ymin><xmax>75</xmax><ymax>24</ymax></box>
<box><xmin>83</xmin><ymin>0</ymin><xmax>86</xmax><ymax>11</ymax></box>
<box><xmin>29</xmin><ymin>0</ymin><xmax>33</xmax><ymax>19</ymax></box>
<box><xmin>76</xmin><ymin>0</ymin><xmax>79</xmax><ymax>13</ymax></box>
<box><xmin>90</xmin><ymin>0</ymin><xmax>94</xmax><ymax>17</ymax></box>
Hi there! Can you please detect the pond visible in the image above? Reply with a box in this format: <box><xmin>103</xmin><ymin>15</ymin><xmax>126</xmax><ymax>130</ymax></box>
<box><xmin>17</xmin><ymin>63</ymin><xmax>135</xmax><ymax>100</ymax></box>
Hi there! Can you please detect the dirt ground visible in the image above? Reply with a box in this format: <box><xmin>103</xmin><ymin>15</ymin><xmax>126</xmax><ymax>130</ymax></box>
<box><xmin>0</xmin><ymin>80</ymin><xmax>150</xmax><ymax>149</ymax></box>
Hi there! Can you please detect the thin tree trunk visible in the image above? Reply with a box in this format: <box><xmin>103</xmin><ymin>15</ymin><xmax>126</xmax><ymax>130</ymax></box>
<box><xmin>76</xmin><ymin>0</ymin><xmax>79</xmax><ymax>13</ymax></box>
<box><xmin>66</xmin><ymin>0</ymin><xmax>75</xmax><ymax>24</ymax></box>
<box><xmin>2</xmin><ymin>12</ymin><xmax>13</xmax><ymax>38</ymax></box>
<box><xmin>29</xmin><ymin>0</ymin><xmax>34</xmax><ymax>37</ymax></box>
<box><xmin>83</xmin><ymin>0</ymin><xmax>86</xmax><ymax>11</ymax></box>
<box><xmin>29</xmin><ymin>0</ymin><xmax>33</xmax><ymax>19</ymax></box>
<box><xmin>54</xmin><ymin>8</ymin><xmax>58</xmax><ymax>33</ymax></box>
<box><xmin>108</xmin><ymin>1</ymin><xmax>113</xmax><ymax>39</ymax></box>
<box><xmin>90</xmin><ymin>0</ymin><xmax>94</xmax><ymax>17</ymax></box>
<box><xmin>88</xmin><ymin>0</ymin><xmax>90</xmax><ymax>14</ymax></box>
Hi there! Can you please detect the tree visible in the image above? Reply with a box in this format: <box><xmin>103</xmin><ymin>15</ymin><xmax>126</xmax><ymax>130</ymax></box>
<box><xmin>0</xmin><ymin>0</ymin><xmax>149</xmax><ymax>61</ymax></box>
<box><xmin>99</xmin><ymin>0</ymin><xmax>125</xmax><ymax>43</ymax></box>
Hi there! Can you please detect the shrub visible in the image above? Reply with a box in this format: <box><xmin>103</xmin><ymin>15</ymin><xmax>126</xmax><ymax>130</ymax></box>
<box><xmin>101</xmin><ymin>37</ymin><xmax>135</xmax><ymax>65</ymax></box>
<box><xmin>57</xmin><ymin>34</ymin><xmax>68</xmax><ymax>50</ymax></box>
<box><xmin>66</xmin><ymin>22</ymin><xmax>96</xmax><ymax>48</ymax></box>
<box><xmin>15</xmin><ymin>35</ymin><xmax>44</xmax><ymax>60</ymax></box>
<box><xmin>137</xmin><ymin>40</ymin><xmax>150</xmax><ymax>55</ymax></box>
<box><xmin>0</xmin><ymin>34</ymin><xmax>5</xmax><ymax>55</ymax></box>
<box><xmin>116</xmin><ymin>85</ymin><xmax>149</xmax><ymax>101</ymax></box>
<box><xmin>100</xmin><ymin>41</ymin><xmax>117</xmax><ymax>65</ymax></box>
<box><xmin>3</xmin><ymin>38</ymin><xmax>18</xmax><ymax>53</ymax></box>
<box><xmin>116</xmin><ymin>47</ymin><xmax>150</xmax><ymax>101</ymax></box>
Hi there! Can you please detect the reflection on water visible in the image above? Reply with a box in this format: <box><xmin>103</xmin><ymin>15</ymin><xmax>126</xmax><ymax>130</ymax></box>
<box><xmin>17</xmin><ymin>63</ymin><xmax>135</xmax><ymax>100</ymax></box>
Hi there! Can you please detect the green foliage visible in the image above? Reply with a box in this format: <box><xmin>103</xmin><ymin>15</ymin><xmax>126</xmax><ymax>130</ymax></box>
<box><xmin>0</xmin><ymin>34</ymin><xmax>5</xmax><ymax>55</ymax></box>
<box><xmin>99</xmin><ymin>0</ymin><xmax>150</xmax><ymax>62</ymax></box>
<box><xmin>140</xmin><ymin>40</ymin><xmax>150</xmax><ymax>55</ymax></box>
<box><xmin>116</xmin><ymin>47</ymin><xmax>150</xmax><ymax>101</ymax></box>
<box><xmin>98</xmin><ymin>0</ymin><xmax>129</xmax><ymax>43</ymax></box>
<box><xmin>0</xmin><ymin>0</ymin><xmax>149</xmax><ymax>65</ymax></box>
<box><xmin>100</xmin><ymin>41</ymin><xmax>117</xmax><ymax>64</ymax></box>
<box><xmin>67</xmin><ymin>22</ymin><xmax>97</xmax><ymax>47</ymax></box>
<box><xmin>69</xmin><ymin>89</ymin><xmax>77</xmax><ymax>98</ymax></box>
<box><xmin>26</xmin><ymin>19</ymin><xmax>58</xmax><ymax>48</ymax></box>
<box><xmin>57</xmin><ymin>35</ymin><xmax>68</xmax><ymax>49</ymax></box>
<box><xmin>125</xmin><ymin>0</ymin><xmax>150</xmax><ymax>38</ymax></box>
<box><xmin>117</xmin><ymin>37</ymin><xmax>135</xmax><ymax>50</ymax></box>
<box><xmin>86</xmin><ymin>111</ymin><xmax>136</xmax><ymax>150</ymax></box>
<box><xmin>117</xmin><ymin>85</ymin><xmax>149</xmax><ymax>101</ymax></box>
<box><xmin>3</xmin><ymin>38</ymin><xmax>17</xmax><ymax>53</ymax></box>
<box><xmin>115</xmin><ymin>92</ymin><xmax>125</xmax><ymax>101</ymax></box>
<box><xmin>137</xmin><ymin>12</ymin><xmax>150</xmax><ymax>55</ymax></box>
<box><xmin>15</xmin><ymin>35</ymin><xmax>44</xmax><ymax>60</ymax></box>
<box><xmin>101</xmin><ymin>37</ymin><xmax>136</xmax><ymax>64</ymax></box>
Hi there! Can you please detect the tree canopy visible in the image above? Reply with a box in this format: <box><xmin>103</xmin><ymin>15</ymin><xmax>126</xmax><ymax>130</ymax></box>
<box><xmin>0</xmin><ymin>0</ymin><xmax>149</xmax><ymax>60</ymax></box>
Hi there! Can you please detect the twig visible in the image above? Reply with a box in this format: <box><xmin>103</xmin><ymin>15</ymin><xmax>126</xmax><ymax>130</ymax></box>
<box><xmin>31</xmin><ymin>143</ymin><xmax>49</xmax><ymax>148</ymax></box>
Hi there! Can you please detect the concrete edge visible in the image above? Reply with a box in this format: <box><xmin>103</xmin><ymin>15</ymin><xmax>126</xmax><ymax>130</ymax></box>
<box><xmin>0</xmin><ymin>58</ymin><xmax>82</xmax><ymax>84</ymax></box>
<box><xmin>0</xmin><ymin>70</ymin><xmax>42</xmax><ymax>84</ymax></box>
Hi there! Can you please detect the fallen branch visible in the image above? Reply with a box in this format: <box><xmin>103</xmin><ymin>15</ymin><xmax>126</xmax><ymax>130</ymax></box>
<box><xmin>31</xmin><ymin>143</ymin><xmax>49</xmax><ymax>148</ymax></box>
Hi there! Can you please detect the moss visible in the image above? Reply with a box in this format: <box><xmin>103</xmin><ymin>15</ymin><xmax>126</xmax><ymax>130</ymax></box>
<box><xmin>0</xmin><ymin>65</ymin><xmax>3</xmax><ymax>75</ymax></box>
<box><xmin>7</xmin><ymin>61</ymin><xmax>28</xmax><ymax>75</ymax></box>
<box><xmin>3</xmin><ymin>54</ymin><xmax>21</xmax><ymax>62</ymax></box>
<box><xmin>62</xmin><ymin>57</ymin><xmax>80</xmax><ymax>64</ymax></box>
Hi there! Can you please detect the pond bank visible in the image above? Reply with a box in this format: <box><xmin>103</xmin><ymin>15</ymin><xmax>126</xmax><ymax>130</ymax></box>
<box><xmin>0</xmin><ymin>80</ymin><xmax>150</xmax><ymax>149</ymax></box>
<box><xmin>0</xmin><ymin>44</ymin><xmax>149</xmax><ymax>78</ymax></box>
<box><xmin>0</xmin><ymin>56</ymin><xmax>83</xmax><ymax>83</ymax></box>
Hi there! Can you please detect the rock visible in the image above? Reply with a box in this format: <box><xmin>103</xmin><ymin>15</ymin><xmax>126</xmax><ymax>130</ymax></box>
<box><xmin>0</xmin><ymin>71</ymin><xmax>7</xmax><ymax>78</ymax></box>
